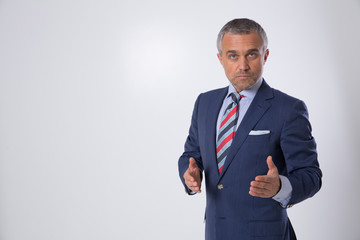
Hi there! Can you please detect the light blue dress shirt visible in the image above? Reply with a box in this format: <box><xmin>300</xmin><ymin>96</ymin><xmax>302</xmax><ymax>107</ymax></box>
<box><xmin>216</xmin><ymin>78</ymin><xmax>292</xmax><ymax>206</ymax></box>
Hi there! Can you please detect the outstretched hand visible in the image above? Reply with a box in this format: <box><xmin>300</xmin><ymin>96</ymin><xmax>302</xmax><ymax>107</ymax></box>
<box><xmin>183</xmin><ymin>157</ymin><xmax>202</xmax><ymax>193</ymax></box>
<box><xmin>249</xmin><ymin>156</ymin><xmax>281</xmax><ymax>198</ymax></box>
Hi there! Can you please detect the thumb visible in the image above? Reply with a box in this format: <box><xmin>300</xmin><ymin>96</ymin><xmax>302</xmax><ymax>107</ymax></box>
<box><xmin>266</xmin><ymin>156</ymin><xmax>278</xmax><ymax>175</ymax></box>
<box><xmin>189</xmin><ymin>157</ymin><xmax>198</xmax><ymax>169</ymax></box>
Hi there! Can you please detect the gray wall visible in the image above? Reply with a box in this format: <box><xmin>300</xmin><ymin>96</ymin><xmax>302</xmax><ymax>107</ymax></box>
<box><xmin>0</xmin><ymin>0</ymin><xmax>359</xmax><ymax>239</ymax></box>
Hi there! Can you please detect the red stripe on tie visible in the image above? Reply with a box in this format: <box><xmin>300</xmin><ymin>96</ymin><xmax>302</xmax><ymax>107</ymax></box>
<box><xmin>218</xmin><ymin>165</ymin><xmax>223</xmax><ymax>174</ymax></box>
<box><xmin>220</xmin><ymin>105</ymin><xmax>238</xmax><ymax>128</ymax></box>
<box><xmin>216</xmin><ymin>131</ymin><xmax>236</xmax><ymax>154</ymax></box>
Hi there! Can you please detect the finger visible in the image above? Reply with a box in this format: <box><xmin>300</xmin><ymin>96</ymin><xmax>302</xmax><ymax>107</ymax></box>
<box><xmin>250</xmin><ymin>180</ymin><xmax>271</xmax><ymax>190</ymax></box>
<box><xmin>249</xmin><ymin>186</ymin><xmax>271</xmax><ymax>198</ymax></box>
<box><xmin>189</xmin><ymin>182</ymin><xmax>200</xmax><ymax>189</ymax></box>
<box><xmin>249</xmin><ymin>185</ymin><xmax>267</xmax><ymax>194</ymax></box>
<box><xmin>184</xmin><ymin>172</ymin><xmax>199</xmax><ymax>186</ymax></box>
<box><xmin>185</xmin><ymin>179</ymin><xmax>201</xmax><ymax>193</ymax></box>
<box><xmin>186</xmin><ymin>176</ymin><xmax>195</xmax><ymax>183</ymax></box>
<box><xmin>191</xmin><ymin>188</ymin><xmax>201</xmax><ymax>193</ymax></box>
<box><xmin>266</xmin><ymin>156</ymin><xmax>277</xmax><ymax>172</ymax></box>
<box><xmin>187</xmin><ymin>182</ymin><xmax>200</xmax><ymax>189</ymax></box>
<box><xmin>185</xmin><ymin>179</ymin><xmax>196</xmax><ymax>188</ymax></box>
<box><xmin>251</xmin><ymin>176</ymin><xmax>280</xmax><ymax>197</ymax></box>
<box><xmin>254</xmin><ymin>175</ymin><xmax>272</xmax><ymax>183</ymax></box>
<box><xmin>189</xmin><ymin>157</ymin><xmax>198</xmax><ymax>169</ymax></box>
<box><xmin>184</xmin><ymin>170</ymin><xmax>197</xmax><ymax>182</ymax></box>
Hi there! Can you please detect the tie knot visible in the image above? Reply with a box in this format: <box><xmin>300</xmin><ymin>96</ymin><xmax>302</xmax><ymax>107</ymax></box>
<box><xmin>230</xmin><ymin>92</ymin><xmax>244</xmax><ymax>103</ymax></box>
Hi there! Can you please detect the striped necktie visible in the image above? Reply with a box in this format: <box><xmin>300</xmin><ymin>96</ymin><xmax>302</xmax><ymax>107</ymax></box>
<box><xmin>216</xmin><ymin>92</ymin><xmax>244</xmax><ymax>174</ymax></box>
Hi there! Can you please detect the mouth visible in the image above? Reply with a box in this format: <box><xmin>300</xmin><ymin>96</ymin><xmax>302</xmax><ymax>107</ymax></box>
<box><xmin>236</xmin><ymin>75</ymin><xmax>251</xmax><ymax>79</ymax></box>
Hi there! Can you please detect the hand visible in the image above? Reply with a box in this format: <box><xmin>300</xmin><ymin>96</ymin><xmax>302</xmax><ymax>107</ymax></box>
<box><xmin>249</xmin><ymin>156</ymin><xmax>281</xmax><ymax>198</ymax></box>
<box><xmin>183</xmin><ymin>157</ymin><xmax>202</xmax><ymax>193</ymax></box>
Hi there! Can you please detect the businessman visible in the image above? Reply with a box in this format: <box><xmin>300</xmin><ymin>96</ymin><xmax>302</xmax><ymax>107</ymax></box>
<box><xmin>178</xmin><ymin>18</ymin><xmax>322</xmax><ymax>240</ymax></box>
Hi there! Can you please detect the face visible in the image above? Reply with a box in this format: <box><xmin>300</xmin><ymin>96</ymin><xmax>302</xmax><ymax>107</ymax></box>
<box><xmin>217</xmin><ymin>32</ymin><xmax>269</xmax><ymax>92</ymax></box>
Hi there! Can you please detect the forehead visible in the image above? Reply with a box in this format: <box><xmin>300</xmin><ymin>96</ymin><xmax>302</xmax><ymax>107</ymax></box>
<box><xmin>221</xmin><ymin>32</ymin><xmax>264</xmax><ymax>52</ymax></box>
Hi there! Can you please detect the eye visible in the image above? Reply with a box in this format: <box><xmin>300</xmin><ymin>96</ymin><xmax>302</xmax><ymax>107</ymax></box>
<box><xmin>229</xmin><ymin>54</ymin><xmax>238</xmax><ymax>60</ymax></box>
<box><xmin>248</xmin><ymin>52</ymin><xmax>257</xmax><ymax>57</ymax></box>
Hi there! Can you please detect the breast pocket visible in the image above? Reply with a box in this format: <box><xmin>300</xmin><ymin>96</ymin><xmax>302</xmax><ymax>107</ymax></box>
<box><xmin>246</xmin><ymin>132</ymin><xmax>271</xmax><ymax>143</ymax></box>
<box><xmin>243</xmin><ymin>132</ymin><xmax>272</xmax><ymax>169</ymax></box>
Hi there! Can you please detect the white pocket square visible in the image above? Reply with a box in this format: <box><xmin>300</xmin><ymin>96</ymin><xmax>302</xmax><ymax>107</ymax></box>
<box><xmin>249</xmin><ymin>130</ymin><xmax>270</xmax><ymax>135</ymax></box>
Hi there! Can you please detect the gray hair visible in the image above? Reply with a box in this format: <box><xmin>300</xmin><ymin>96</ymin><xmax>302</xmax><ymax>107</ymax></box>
<box><xmin>217</xmin><ymin>18</ymin><xmax>268</xmax><ymax>54</ymax></box>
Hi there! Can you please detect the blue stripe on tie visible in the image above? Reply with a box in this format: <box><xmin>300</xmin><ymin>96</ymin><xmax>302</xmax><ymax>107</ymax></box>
<box><xmin>223</xmin><ymin>101</ymin><xmax>235</xmax><ymax>115</ymax></box>
<box><xmin>223</xmin><ymin>103</ymin><xmax>235</xmax><ymax>115</ymax></box>
<box><xmin>219</xmin><ymin>111</ymin><xmax>237</xmax><ymax>132</ymax></box>
<box><xmin>217</xmin><ymin>146</ymin><xmax>231</xmax><ymax>165</ymax></box>
<box><xmin>217</xmin><ymin>116</ymin><xmax>238</xmax><ymax>143</ymax></box>
<box><xmin>217</xmin><ymin>157</ymin><xmax>226</xmax><ymax>169</ymax></box>
<box><xmin>216</xmin><ymin>92</ymin><xmax>242</xmax><ymax>174</ymax></box>
<box><xmin>217</xmin><ymin>126</ymin><xmax>236</xmax><ymax>149</ymax></box>
<box><xmin>216</xmin><ymin>136</ymin><xmax>234</xmax><ymax>158</ymax></box>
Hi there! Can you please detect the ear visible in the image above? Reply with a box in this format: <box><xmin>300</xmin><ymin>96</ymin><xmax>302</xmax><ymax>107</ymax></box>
<box><xmin>263</xmin><ymin>49</ymin><xmax>269</xmax><ymax>64</ymax></box>
<box><xmin>217</xmin><ymin>53</ymin><xmax>223</xmax><ymax>66</ymax></box>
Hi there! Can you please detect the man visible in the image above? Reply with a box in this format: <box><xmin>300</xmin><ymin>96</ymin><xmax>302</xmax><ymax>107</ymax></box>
<box><xmin>178</xmin><ymin>18</ymin><xmax>322</xmax><ymax>240</ymax></box>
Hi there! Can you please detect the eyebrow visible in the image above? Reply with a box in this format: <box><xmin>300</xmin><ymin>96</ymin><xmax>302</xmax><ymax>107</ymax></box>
<box><xmin>225</xmin><ymin>48</ymin><xmax>260</xmax><ymax>55</ymax></box>
<box><xmin>225</xmin><ymin>50</ymin><xmax>238</xmax><ymax>55</ymax></box>
<box><xmin>247</xmin><ymin>48</ymin><xmax>260</xmax><ymax>53</ymax></box>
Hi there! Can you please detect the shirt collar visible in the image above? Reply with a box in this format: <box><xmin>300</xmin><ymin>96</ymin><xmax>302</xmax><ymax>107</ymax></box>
<box><xmin>227</xmin><ymin>77</ymin><xmax>263</xmax><ymax>100</ymax></box>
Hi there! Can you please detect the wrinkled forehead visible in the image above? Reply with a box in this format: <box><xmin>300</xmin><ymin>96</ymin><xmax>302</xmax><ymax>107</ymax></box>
<box><xmin>221</xmin><ymin>32</ymin><xmax>265</xmax><ymax>50</ymax></box>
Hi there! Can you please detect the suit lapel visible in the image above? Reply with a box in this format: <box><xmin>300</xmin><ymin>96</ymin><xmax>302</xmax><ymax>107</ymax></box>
<box><xmin>218</xmin><ymin>81</ymin><xmax>274</xmax><ymax>181</ymax></box>
<box><xmin>205</xmin><ymin>88</ymin><xmax>228</xmax><ymax>173</ymax></box>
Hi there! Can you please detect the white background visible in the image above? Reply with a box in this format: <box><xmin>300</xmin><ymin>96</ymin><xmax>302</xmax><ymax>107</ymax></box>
<box><xmin>1</xmin><ymin>0</ymin><xmax>360</xmax><ymax>239</ymax></box>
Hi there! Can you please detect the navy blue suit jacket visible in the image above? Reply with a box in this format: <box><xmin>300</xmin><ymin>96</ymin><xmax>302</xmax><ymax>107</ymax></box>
<box><xmin>178</xmin><ymin>80</ymin><xmax>322</xmax><ymax>240</ymax></box>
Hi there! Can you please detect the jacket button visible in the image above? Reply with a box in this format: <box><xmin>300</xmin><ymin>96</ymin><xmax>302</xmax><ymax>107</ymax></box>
<box><xmin>217</xmin><ymin>184</ymin><xmax>224</xmax><ymax>190</ymax></box>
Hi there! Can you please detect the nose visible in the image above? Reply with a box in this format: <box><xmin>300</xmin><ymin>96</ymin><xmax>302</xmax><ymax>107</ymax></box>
<box><xmin>237</xmin><ymin>57</ymin><xmax>250</xmax><ymax>72</ymax></box>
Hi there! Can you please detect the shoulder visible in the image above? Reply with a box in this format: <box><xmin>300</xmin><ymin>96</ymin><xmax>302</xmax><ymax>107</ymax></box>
<box><xmin>195</xmin><ymin>86</ymin><xmax>228</xmax><ymax>103</ymax></box>
<box><xmin>270</xmin><ymin>88</ymin><xmax>310</xmax><ymax>119</ymax></box>
<box><xmin>201</xmin><ymin>87</ymin><xmax>228</xmax><ymax>97</ymax></box>
<box><xmin>261</xmin><ymin>80</ymin><xmax>309</xmax><ymax>117</ymax></box>
<box><xmin>272</xmin><ymin>88</ymin><xmax>301</xmax><ymax>104</ymax></box>
<box><xmin>259</xmin><ymin>80</ymin><xmax>306</xmax><ymax>109</ymax></box>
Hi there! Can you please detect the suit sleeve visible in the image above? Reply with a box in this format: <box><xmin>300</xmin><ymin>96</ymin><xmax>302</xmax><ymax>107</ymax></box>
<box><xmin>178</xmin><ymin>94</ymin><xmax>204</xmax><ymax>194</ymax></box>
<box><xmin>280</xmin><ymin>100</ymin><xmax>322</xmax><ymax>205</ymax></box>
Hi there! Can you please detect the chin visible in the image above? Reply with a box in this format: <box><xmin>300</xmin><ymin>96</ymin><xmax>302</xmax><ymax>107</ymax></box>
<box><xmin>233</xmin><ymin>83</ymin><xmax>253</xmax><ymax>91</ymax></box>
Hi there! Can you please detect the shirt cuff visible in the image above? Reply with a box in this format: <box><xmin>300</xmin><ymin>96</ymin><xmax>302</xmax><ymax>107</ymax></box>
<box><xmin>272</xmin><ymin>175</ymin><xmax>292</xmax><ymax>207</ymax></box>
<box><xmin>188</xmin><ymin>189</ymin><xmax>197</xmax><ymax>195</ymax></box>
